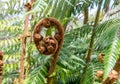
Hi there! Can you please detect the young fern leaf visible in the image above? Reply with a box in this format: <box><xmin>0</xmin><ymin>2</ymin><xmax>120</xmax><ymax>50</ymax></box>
<box><xmin>104</xmin><ymin>29</ymin><xmax>120</xmax><ymax>80</ymax></box>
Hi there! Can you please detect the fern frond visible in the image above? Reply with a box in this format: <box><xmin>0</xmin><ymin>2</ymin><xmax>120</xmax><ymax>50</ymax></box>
<box><xmin>82</xmin><ymin>61</ymin><xmax>103</xmax><ymax>84</ymax></box>
<box><xmin>104</xmin><ymin>30</ymin><xmax>120</xmax><ymax>80</ymax></box>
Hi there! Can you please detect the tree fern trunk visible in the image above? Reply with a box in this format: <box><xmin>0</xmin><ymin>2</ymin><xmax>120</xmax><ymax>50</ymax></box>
<box><xmin>86</xmin><ymin>0</ymin><xmax>103</xmax><ymax>62</ymax></box>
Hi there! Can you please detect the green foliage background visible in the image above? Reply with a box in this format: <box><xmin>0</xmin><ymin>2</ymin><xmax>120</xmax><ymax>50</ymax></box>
<box><xmin>0</xmin><ymin>0</ymin><xmax>120</xmax><ymax>84</ymax></box>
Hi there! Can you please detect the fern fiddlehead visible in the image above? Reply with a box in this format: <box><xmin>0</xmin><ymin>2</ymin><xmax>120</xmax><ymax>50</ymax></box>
<box><xmin>33</xmin><ymin>17</ymin><xmax>64</xmax><ymax>84</ymax></box>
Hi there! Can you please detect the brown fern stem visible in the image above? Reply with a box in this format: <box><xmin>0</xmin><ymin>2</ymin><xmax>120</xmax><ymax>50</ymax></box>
<box><xmin>86</xmin><ymin>0</ymin><xmax>103</xmax><ymax>62</ymax></box>
<box><xmin>45</xmin><ymin>18</ymin><xmax>64</xmax><ymax>84</ymax></box>
<box><xmin>19</xmin><ymin>0</ymin><xmax>34</xmax><ymax>83</ymax></box>
<box><xmin>47</xmin><ymin>34</ymin><xmax>64</xmax><ymax>84</ymax></box>
<box><xmin>19</xmin><ymin>13</ymin><xmax>29</xmax><ymax>84</ymax></box>
<box><xmin>0</xmin><ymin>51</ymin><xmax>4</xmax><ymax>84</ymax></box>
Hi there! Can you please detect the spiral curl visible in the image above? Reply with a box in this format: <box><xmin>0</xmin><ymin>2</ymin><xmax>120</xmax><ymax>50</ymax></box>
<box><xmin>33</xmin><ymin>17</ymin><xmax>64</xmax><ymax>55</ymax></box>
